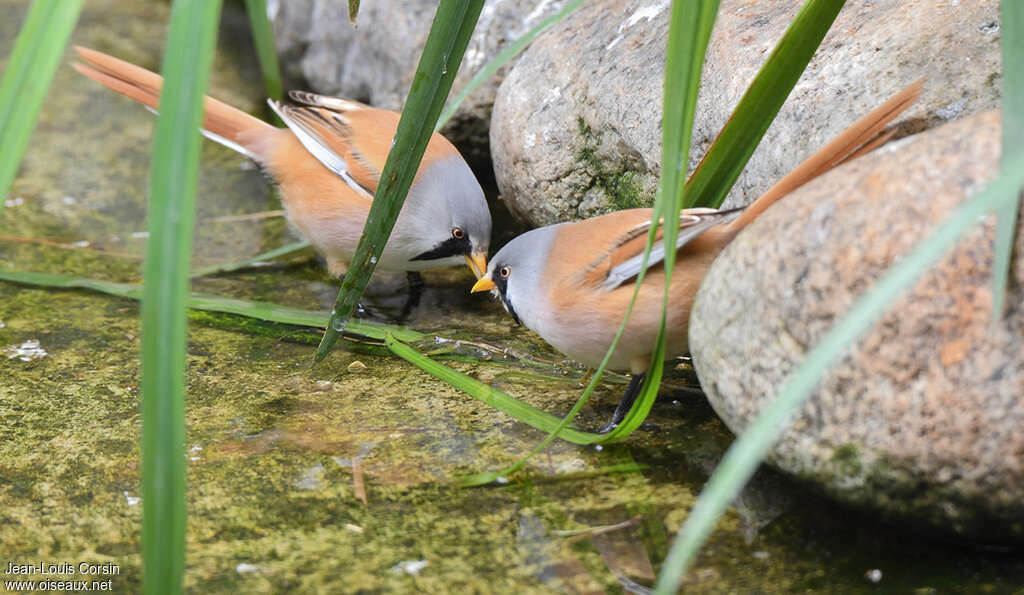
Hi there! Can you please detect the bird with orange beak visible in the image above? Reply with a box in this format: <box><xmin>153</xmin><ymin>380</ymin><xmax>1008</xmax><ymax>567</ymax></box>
<box><xmin>73</xmin><ymin>47</ymin><xmax>491</xmax><ymax>283</ymax></box>
<box><xmin>473</xmin><ymin>80</ymin><xmax>923</xmax><ymax>431</ymax></box>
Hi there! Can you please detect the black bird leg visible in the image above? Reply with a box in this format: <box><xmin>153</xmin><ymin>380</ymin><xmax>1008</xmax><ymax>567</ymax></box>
<box><xmin>597</xmin><ymin>372</ymin><xmax>646</xmax><ymax>434</ymax></box>
<box><xmin>398</xmin><ymin>271</ymin><xmax>425</xmax><ymax>321</ymax></box>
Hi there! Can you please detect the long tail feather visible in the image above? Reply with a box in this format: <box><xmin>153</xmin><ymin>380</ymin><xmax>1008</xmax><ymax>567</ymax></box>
<box><xmin>726</xmin><ymin>78</ymin><xmax>924</xmax><ymax>233</ymax></box>
<box><xmin>73</xmin><ymin>46</ymin><xmax>273</xmax><ymax>158</ymax></box>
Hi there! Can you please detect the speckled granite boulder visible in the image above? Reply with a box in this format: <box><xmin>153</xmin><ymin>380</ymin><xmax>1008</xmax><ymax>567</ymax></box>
<box><xmin>269</xmin><ymin>0</ymin><xmax>571</xmax><ymax>165</ymax></box>
<box><xmin>703</xmin><ymin>0</ymin><xmax>1001</xmax><ymax>210</ymax></box>
<box><xmin>689</xmin><ymin>111</ymin><xmax>1024</xmax><ymax>543</ymax></box>
<box><xmin>491</xmin><ymin>0</ymin><xmax>1001</xmax><ymax>226</ymax></box>
<box><xmin>490</xmin><ymin>0</ymin><xmax>665</xmax><ymax>225</ymax></box>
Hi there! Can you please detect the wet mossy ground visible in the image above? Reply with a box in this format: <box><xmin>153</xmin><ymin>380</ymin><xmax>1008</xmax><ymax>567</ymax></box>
<box><xmin>2</xmin><ymin>1</ymin><xmax>1024</xmax><ymax>592</ymax></box>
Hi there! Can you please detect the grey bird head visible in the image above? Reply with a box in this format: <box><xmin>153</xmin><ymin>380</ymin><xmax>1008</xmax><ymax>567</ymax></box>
<box><xmin>397</xmin><ymin>153</ymin><xmax>492</xmax><ymax>277</ymax></box>
<box><xmin>470</xmin><ymin>224</ymin><xmax>561</xmax><ymax>328</ymax></box>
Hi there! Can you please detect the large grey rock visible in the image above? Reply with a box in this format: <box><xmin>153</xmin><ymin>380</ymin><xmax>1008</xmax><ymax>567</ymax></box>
<box><xmin>491</xmin><ymin>0</ymin><xmax>1001</xmax><ymax>226</ymax></box>
<box><xmin>491</xmin><ymin>0</ymin><xmax>666</xmax><ymax>225</ymax></box>
<box><xmin>689</xmin><ymin>111</ymin><xmax>1024</xmax><ymax>544</ymax></box>
<box><xmin>703</xmin><ymin>0</ymin><xmax>1001</xmax><ymax>210</ymax></box>
<box><xmin>269</xmin><ymin>0</ymin><xmax>572</xmax><ymax>165</ymax></box>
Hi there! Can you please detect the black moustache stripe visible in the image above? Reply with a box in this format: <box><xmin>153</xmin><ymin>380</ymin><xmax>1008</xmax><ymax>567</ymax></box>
<box><xmin>493</xmin><ymin>273</ymin><xmax>520</xmax><ymax>325</ymax></box>
<box><xmin>411</xmin><ymin>235</ymin><xmax>471</xmax><ymax>261</ymax></box>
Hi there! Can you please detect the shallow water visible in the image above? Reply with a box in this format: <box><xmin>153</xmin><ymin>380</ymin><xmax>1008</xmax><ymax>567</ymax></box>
<box><xmin>1</xmin><ymin>1</ymin><xmax>1023</xmax><ymax>592</ymax></box>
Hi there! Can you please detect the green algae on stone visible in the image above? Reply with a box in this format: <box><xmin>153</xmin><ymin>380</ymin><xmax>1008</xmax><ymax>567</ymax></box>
<box><xmin>574</xmin><ymin>117</ymin><xmax>657</xmax><ymax>214</ymax></box>
<box><xmin>830</xmin><ymin>443</ymin><xmax>863</xmax><ymax>475</ymax></box>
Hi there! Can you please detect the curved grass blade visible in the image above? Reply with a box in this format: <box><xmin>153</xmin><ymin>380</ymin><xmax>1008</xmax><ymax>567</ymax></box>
<box><xmin>0</xmin><ymin>0</ymin><xmax>83</xmax><ymax>216</ymax></box>
<box><xmin>243</xmin><ymin>0</ymin><xmax>283</xmax><ymax>101</ymax></box>
<box><xmin>683</xmin><ymin>0</ymin><xmax>846</xmax><ymax>209</ymax></box>
<box><xmin>140</xmin><ymin>1</ymin><xmax>223</xmax><ymax>592</ymax></box>
<box><xmin>315</xmin><ymin>0</ymin><xmax>485</xmax><ymax>361</ymax></box>
<box><xmin>0</xmin><ymin>268</ymin><xmax>424</xmax><ymax>342</ymax></box>
<box><xmin>386</xmin><ymin>334</ymin><xmax>602</xmax><ymax>446</ymax></box>
<box><xmin>654</xmin><ymin>156</ymin><xmax>1024</xmax><ymax>594</ymax></box>
<box><xmin>435</xmin><ymin>0</ymin><xmax>585</xmax><ymax>130</ymax></box>
<box><xmin>189</xmin><ymin>239</ymin><xmax>311</xmax><ymax>277</ymax></box>
<box><xmin>423</xmin><ymin>0</ymin><xmax>722</xmax><ymax>487</ymax></box>
<box><xmin>993</xmin><ymin>0</ymin><xmax>1024</xmax><ymax>320</ymax></box>
<box><xmin>603</xmin><ymin>0</ymin><xmax>720</xmax><ymax>442</ymax></box>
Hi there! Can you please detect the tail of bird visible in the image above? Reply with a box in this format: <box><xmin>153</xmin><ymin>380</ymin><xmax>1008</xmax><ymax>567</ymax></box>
<box><xmin>72</xmin><ymin>46</ymin><xmax>273</xmax><ymax>160</ymax></box>
<box><xmin>724</xmin><ymin>79</ymin><xmax>924</xmax><ymax>234</ymax></box>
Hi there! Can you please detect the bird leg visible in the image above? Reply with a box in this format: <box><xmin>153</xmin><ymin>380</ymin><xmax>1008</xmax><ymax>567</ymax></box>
<box><xmin>398</xmin><ymin>271</ymin><xmax>425</xmax><ymax>321</ymax></box>
<box><xmin>597</xmin><ymin>372</ymin><xmax>646</xmax><ymax>434</ymax></box>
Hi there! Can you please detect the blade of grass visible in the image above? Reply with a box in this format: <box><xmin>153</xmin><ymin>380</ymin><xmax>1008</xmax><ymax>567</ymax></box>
<box><xmin>603</xmin><ymin>0</ymin><xmax>720</xmax><ymax>441</ymax></box>
<box><xmin>654</xmin><ymin>155</ymin><xmax>1024</xmax><ymax>594</ymax></box>
<box><xmin>348</xmin><ymin>0</ymin><xmax>361</xmax><ymax>24</ymax></box>
<box><xmin>243</xmin><ymin>0</ymin><xmax>283</xmax><ymax>101</ymax></box>
<box><xmin>140</xmin><ymin>2</ymin><xmax>222</xmax><ymax>591</ymax></box>
<box><xmin>386</xmin><ymin>334</ymin><xmax>603</xmax><ymax>446</ymax></box>
<box><xmin>189</xmin><ymin>239</ymin><xmax>311</xmax><ymax>277</ymax></box>
<box><xmin>993</xmin><ymin>0</ymin><xmax>1024</xmax><ymax>319</ymax></box>
<box><xmin>683</xmin><ymin>0</ymin><xmax>846</xmax><ymax>209</ymax></box>
<box><xmin>0</xmin><ymin>0</ymin><xmax>83</xmax><ymax>215</ymax></box>
<box><xmin>418</xmin><ymin>0</ymin><xmax>721</xmax><ymax>487</ymax></box>
<box><xmin>315</xmin><ymin>0</ymin><xmax>485</xmax><ymax>361</ymax></box>
<box><xmin>0</xmin><ymin>268</ymin><xmax>424</xmax><ymax>342</ymax></box>
<box><xmin>435</xmin><ymin>0</ymin><xmax>585</xmax><ymax>130</ymax></box>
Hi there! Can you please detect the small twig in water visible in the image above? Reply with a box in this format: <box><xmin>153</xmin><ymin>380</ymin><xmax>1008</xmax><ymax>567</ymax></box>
<box><xmin>555</xmin><ymin>515</ymin><xmax>645</xmax><ymax>543</ymax></box>
<box><xmin>352</xmin><ymin>455</ymin><xmax>367</xmax><ymax>504</ymax></box>
<box><xmin>203</xmin><ymin>209</ymin><xmax>286</xmax><ymax>223</ymax></box>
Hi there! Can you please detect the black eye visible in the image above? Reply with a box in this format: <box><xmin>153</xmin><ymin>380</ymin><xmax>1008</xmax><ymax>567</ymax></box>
<box><xmin>452</xmin><ymin>227</ymin><xmax>465</xmax><ymax>240</ymax></box>
<box><xmin>499</xmin><ymin>266</ymin><xmax>511</xmax><ymax>279</ymax></box>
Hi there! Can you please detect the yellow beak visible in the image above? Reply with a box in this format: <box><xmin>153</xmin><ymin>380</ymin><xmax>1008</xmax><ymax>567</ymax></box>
<box><xmin>471</xmin><ymin>275</ymin><xmax>496</xmax><ymax>293</ymax></box>
<box><xmin>464</xmin><ymin>251</ymin><xmax>488</xmax><ymax>280</ymax></box>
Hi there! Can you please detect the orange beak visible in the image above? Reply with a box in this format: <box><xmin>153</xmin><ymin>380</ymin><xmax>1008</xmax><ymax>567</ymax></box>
<box><xmin>465</xmin><ymin>251</ymin><xmax>487</xmax><ymax>280</ymax></box>
<box><xmin>471</xmin><ymin>275</ymin><xmax>496</xmax><ymax>293</ymax></box>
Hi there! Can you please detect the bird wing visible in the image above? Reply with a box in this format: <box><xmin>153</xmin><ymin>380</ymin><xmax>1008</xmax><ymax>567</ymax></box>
<box><xmin>591</xmin><ymin>208</ymin><xmax>743</xmax><ymax>292</ymax></box>
<box><xmin>268</xmin><ymin>98</ymin><xmax>378</xmax><ymax>199</ymax></box>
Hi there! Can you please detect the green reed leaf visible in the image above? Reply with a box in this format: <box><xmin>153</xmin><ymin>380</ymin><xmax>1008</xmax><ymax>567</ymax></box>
<box><xmin>316</xmin><ymin>0</ymin><xmax>485</xmax><ymax>361</ymax></box>
<box><xmin>244</xmin><ymin>0</ymin><xmax>283</xmax><ymax>101</ymax></box>
<box><xmin>683</xmin><ymin>0</ymin><xmax>846</xmax><ymax>209</ymax></box>
<box><xmin>190</xmin><ymin>240</ymin><xmax>311</xmax><ymax>277</ymax></box>
<box><xmin>0</xmin><ymin>0</ymin><xmax>83</xmax><ymax>215</ymax></box>
<box><xmin>435</xmin><ymin>0</ymin><xmax>585</xmax><ymax>130</ymax></box>
<box><xmin>0</xmin><ymin>268</ymin><xmax>424</xmax><ymax>343</ymax></box>
<box><xmin>140</xmin><ymin>1</ymin><xmax>222</xmax><ymax>592</ymax></box>
<box><xmin>993</xmin><ymin>0</ymin><xmax>1024</xmax><ymax>319</ymax></box>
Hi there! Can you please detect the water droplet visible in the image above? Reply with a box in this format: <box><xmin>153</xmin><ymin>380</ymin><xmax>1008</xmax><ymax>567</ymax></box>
<box><xmin>495</xmin><ymin>476</ymin><xmax>509</xmax><ymax>485</ymax></box>
<box><xmin>369</xmin><ymin>256</ymin><xmax>377</xmax><ymax>264</ymax></box>
<box><xmin>594</xmin><ymin>444</ymin><xmax>603</xmax><ymax>451</ymax></box>
<box><xmin>332</xmin><ymin>318</ymin><xmax>347</xmax><ymax>332</ymax></box>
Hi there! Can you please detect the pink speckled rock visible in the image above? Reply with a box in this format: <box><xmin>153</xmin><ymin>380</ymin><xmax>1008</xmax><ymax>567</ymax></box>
<box><xmin>689</xmin><ymin>111</ymin><xmax>1024</xmax><ymax>543</ymax></box>
<box><xmin>491</xmin><ymin>0</ymin><xmax>1001</xmax><ymax>225</ymax></box>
